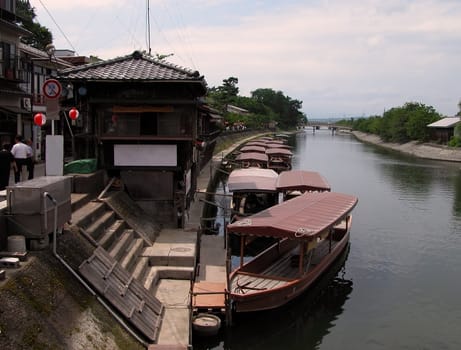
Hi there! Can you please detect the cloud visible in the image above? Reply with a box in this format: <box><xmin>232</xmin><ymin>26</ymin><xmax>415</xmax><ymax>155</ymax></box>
<box><xmin>31</xmin><ymin>0</ymin><xmax>461</xmax><ymax>118</ymax></box>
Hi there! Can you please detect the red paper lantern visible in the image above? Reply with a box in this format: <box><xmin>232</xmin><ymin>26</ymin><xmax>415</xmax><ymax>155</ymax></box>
<box><xmin>33</xmin><ymin>113</ymin><xmax>46</xmax><ymax>126</ymax></box>
<box><xmin>69</xmin><ymin>107</ymin><xmax>79</xmax><ymax>120</ymax></box>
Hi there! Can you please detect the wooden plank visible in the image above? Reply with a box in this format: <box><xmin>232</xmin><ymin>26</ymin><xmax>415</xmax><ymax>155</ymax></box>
<box><xmin>78</xmin><ymin>248</ymin><xmax>164</xmax><ymax>343</ymax></box>
<box><xmin>192</xmin><ymin>282</ymin><xmax>226</xmax><ymax>309</ymax></box>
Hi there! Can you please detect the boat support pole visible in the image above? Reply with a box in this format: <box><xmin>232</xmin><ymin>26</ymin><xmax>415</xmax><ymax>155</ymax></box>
<box><xmin>44</xmin><ymin>192</ymin><xmax>148</xmax><ymax>348</ymax></box>
<box><xmin>240</xmin><ymin>236</ymin><xmax>245</xmax><ymax>267</ymax></box>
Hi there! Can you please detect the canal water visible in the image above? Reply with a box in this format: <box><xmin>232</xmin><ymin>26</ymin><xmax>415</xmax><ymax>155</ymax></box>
<box><xmin>194</xmin><ymin>130</ymin><xmax>461</xmax><ymax>350</ymax></box>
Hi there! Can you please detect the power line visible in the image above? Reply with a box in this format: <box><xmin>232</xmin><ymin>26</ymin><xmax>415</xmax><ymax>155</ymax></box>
<box><xmin>37</xmin><ymin>0</ymin><xmax>78</xmax><ymax>54</ymax></box>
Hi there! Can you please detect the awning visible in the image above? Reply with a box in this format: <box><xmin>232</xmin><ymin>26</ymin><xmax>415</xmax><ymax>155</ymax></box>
<box><xmin>276</xmin><ymin>170</ymin><xmax>331</xmax><ymax>192</ymax></box>
<box><xmin>244</xmin><ymin>141</ymin><xmax>267</xmax><ymax>148</ymax></box>
<box><xmin>112</xmin><ymin>105</ymin><xmax>174</xmax><ymax>113</ymax></box>
<box><xmin>0</xmin><ymin>83</ymin><xmax>30</xmax><ymax>97</ymax></box>
<box><xmin>240</xmin><ymin>145</ymin><xmax>266</xmax><ymax>153</ymax></box>
<box><xmin>0</xmin><ymin>106</ymin><xmax>31</xmax><ymax>115</ymax></box>
<box><xmin>227</xmin><ymin>191</ymin><xmax>358</xmax><ymax>240</ymax></box>
<box><xmin>235</xmin><ymin>152</ymin><xmax>268</xmax><ymax>163</ymax></box>
<box><xmin>266</xmin><ymin>148</ymin><xmax>293</xmax><ymax>156</ymax></box>
<box><xmin>265</xmin><ymin>143</ymin><xmax>292</xmax><ymax>149</ymax></box>
<box><xmin>227</xmin><ymin>168</ymin><xmax>278</xmax><ymax>192</ymax></box>
<box><xmin>209</xmin><ymin>113</ymin><xmax>223</xmax><ymax>120</ymax></box>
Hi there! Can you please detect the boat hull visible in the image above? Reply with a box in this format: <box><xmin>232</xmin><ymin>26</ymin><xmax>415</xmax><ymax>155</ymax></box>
<box><xmin>229</xmin><ymin>229</ymin><xmax>350</xmax><ymax>313</ymax></box>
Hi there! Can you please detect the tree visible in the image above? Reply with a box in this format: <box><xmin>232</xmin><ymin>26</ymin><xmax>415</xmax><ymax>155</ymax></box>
<box><xmin>16</xmin><ymin>0</ymin><xmax>53</xmax><ymax>50</ymax></box>
<box><xmin>405</xmin><ymin>103</ymin><xmax>440</xmax><ymax>141</ymax></box>
<box><xmin>251</xmin><ymin>88</ymin><xmax>305</xmax><ymax>128</ymax></box>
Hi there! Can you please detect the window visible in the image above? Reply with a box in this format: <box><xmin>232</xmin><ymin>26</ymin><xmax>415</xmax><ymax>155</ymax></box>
<box><xmin>102</xmin><ymin>106</ymin><xmax>193</xmax><ymax>137</ymax></box>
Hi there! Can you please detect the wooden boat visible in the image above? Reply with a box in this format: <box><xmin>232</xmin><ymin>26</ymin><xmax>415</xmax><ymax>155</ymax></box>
<box><xmin>266</xmin><ymin>148</ymin><xmax>293</xmax><ymax>172</ymax></box>
<box><xmin>234</xmin><ymin>152</ymin><xmax>268</xmax><ymax>169</ymax></box>
<box><xmin>276</xmin><ymin>169</ymin><xmax>331</xmax><ymax>201</ymax></box>
<box><xmin>227</xmin><ymin>167</ymin><xmax>279</xmax><ymax>218</ymax></box>
<box><xmin>226</xmin><ymin>191</ymin><xmax>358</xmax><ymax>313</ymax></box>
<box><xmin>239</xmin><ymin>145</ymin><xmax>267</xmax><ymax>153</ymax></box>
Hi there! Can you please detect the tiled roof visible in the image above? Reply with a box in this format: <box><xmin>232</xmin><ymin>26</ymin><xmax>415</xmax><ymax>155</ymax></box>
<box><xmin>57</xmin><ymin>51</ymin><xmax>206</xmax><ymax>85</ymax></box>
<box><xmin>427</xmin><ymin>117</ymin><xmax>460</xmax><ymax>128</ymax></box>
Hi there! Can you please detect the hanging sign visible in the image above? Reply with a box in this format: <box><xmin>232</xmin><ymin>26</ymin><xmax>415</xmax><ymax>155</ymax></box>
<box><xmin>42</xmin><ymin>79</ymin><xmax>62</xmax><ymax>99</ymax></box>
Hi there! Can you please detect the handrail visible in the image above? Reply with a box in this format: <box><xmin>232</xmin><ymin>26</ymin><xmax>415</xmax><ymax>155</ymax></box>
<box><xmin>43</xmin><ymin>191</ymin><xmax>148</xmax><ymax>347</ymax></box>
<box><xmin>97</xmin><ymin>177</ymin><xmax>116</xmax><ymax>201</ymax></box>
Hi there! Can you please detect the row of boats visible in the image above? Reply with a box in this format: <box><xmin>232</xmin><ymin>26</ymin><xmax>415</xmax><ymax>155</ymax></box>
<box><xmin>193</xmin><ymin>134</ymin><xmax>358</xmax><ymax>335</ymax></box>
<box><xmin>225</xmin><ymin>134</ymin><xmax>358</xmax><ymax>313</ymax></box>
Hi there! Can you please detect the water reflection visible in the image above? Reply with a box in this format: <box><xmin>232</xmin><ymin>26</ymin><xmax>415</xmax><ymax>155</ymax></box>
<box><xmin>452</xmin><ymin>170</ymin><xmax>461</xmax><ymax>219</ymax></box>
<box><xmin>193</xmin><ymin>245</ymin><xmax>353</xmax><ymax>350</ymax></box>
<box><xmin>196</xmin><ymin>130</ymin><xmax>461</xmax><ymax>349</ymax></box>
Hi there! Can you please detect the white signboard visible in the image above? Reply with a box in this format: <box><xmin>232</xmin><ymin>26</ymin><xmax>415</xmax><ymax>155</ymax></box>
<box><xmin>114</xmin><ymin>144</ymin><xmax>177</xmax><ymax>166</ymax></box>
<box><xmin>45</xmin><ymin>135</ymin><xmax>64</xmax><ymax>175</ymax></box>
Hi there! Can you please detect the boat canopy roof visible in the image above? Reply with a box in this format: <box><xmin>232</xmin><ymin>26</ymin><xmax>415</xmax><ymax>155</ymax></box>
<box><xmin>276</xmin><ymin>170</ymin><xmax>331</xmax><ymax>192</ymax></box>
<box><xmin>227</xmin><ymin>191</ymin><xmax>358</xmax><ymax>240</ymax></box>
<box><xmin>227</xmin><ymin>168</ymin><xmax>278</xmax><ymax>192</ymax></box>
<box><xmin>240</xmin><ymin>145</ymin><xmax>267</xmax><ymax>153</ymax></box>
<box><xmin>266</xmin><ymin>148</ymin><xmax>293</xmax><ymax>156</ymax></box>
<box><xmin>265</xmin><ymin>143</ymin><xmax>292</xmax><ymax>149</ymax></box>
<box><xmin>244</xmin><ymin>141</ymin><xmax>267</xmax><ymax>148</ymax></box>
<box><xmin>235</xmin><ymin>152</ymin><xmax>269</xmax><ymax>162</ymax></box>
<box><xmin>265</xmin><ymin>139</ymin><xmax>284</xmax><ymax>144</ymax></box>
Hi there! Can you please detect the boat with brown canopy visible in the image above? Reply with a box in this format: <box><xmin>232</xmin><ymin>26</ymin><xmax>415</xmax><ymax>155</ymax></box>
<box><xmin>266</xmin><ymin>148</ymin><xmax>293</xmax><ymax>172</ymax></box>
<box><xmin>234</xmin><ymin>152</ymin><xmax>268</xmax><ymax>169</ymax></box>
<box><xmin>276</xmin><ymin>169</ymin><xmax>331</xmax><ymax>201</ymax></box>
<box><xmin>226</xmin><ymin>191</ymin><xmax>358</xmax><ymax>313</ymax></box>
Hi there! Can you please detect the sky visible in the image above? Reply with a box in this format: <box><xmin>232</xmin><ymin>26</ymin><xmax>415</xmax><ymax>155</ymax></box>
<box><xmin>29</xmin><ymin>0</ymin><xmax>461</xmax><ymax>119</ymax></box>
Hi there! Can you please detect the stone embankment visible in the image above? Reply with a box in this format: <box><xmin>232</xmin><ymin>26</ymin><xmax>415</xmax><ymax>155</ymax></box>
<box><xmin>352</xmin><ymin>131</ymin><xmax>461</xmax><ymax>163</ymax></box>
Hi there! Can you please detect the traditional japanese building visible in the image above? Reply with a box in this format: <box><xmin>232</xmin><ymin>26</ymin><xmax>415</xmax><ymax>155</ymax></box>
<box><xmin>57</xmin><ymin>51</ymin><xmax>212</xmax><ymax>227</ymax></box>
<box><xmin>0</xmin><ymin>1</ymin><xmax>31</xmax><ymax>146</ymax></box>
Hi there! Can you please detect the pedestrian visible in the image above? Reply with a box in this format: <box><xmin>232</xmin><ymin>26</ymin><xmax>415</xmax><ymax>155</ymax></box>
<box><xmin>0</xmin><ymin>143</ymin><xmax>16</xmax><ymax>190</ymax></box>
<box><xmin>25</xmin><ymin>139</ymin><xmax>34</xmax><ymax>180</ymax></box>
<box><xmin>10</xmin><ymin>135</ymin><xmax>31</xmax><ymax>183</ymax></box>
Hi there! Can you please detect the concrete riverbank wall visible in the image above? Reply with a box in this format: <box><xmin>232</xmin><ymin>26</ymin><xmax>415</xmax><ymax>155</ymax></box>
<box><xmin>352</xmin><ymin>131</ymin><xmax>461</xmax><ymax>163</ymax></box>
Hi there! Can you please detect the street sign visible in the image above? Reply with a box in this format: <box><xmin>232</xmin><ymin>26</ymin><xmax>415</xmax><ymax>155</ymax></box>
<box><xmin>42</xmin><ymin>79</ymin><xmax>62</xmax><ymax>99</ymax></box>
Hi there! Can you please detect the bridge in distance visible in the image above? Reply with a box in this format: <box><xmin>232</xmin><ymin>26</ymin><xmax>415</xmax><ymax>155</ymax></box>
<box><xmin>304</xmin><ymin>120</ymin><xmax>352</xmax><ymax>134</ymax></box>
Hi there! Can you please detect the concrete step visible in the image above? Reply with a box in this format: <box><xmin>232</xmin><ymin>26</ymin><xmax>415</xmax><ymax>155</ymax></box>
<box><xmin>119</xmin><ymin>238</ymin><xmax>145</xmax><ymax>272</ymax></box>
<box><xmin>71</xmin><ymin>200</ymin><xmax>106</xmax><ymax>228</ymax></box>
<box><xmin>70</xmin><ymin>193</ymin><xmax>94</xmax><ymax>212</ymax></box>
<box><xmin>85</xmin><ymin>211</ymin><xmax>116</xmax><ymax>241</ymax></box>
<box><xmin>143</xmin><ymin>266</ymin><xmax>195</xmax><ymax>293</ymax></box>
<box><xmin>143</xmin><ymin>242</ymin><xmax>196</xmax><ymax>268</ymax></box>
<box><xmin>98</xmin><ymin>219</ymin><xmax>126</xmax><ymax>250</ymax></box>
<box><xmin>132</xmin><ymin>256</ymin><xmax>150</xmax><ymax>284</ymax></box>
<box><xmin>109</xmin><ymin>229</ymin><xmax>134</xmax><ymax>261</ymax></box>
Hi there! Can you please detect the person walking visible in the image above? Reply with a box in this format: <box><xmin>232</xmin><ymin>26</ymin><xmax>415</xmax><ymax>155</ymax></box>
<box><xmin>0</xmin><ymin>143</ymin><xmax>16</xmax><ymax>190</ymax></box>
<box><xmin>25</xmin><ymin>139</ymin><xmax>35</xmax><ymax>180</ymax></box>
<box><xmin>11</xmin><ymin>135</ymin><xmax>31</xmax><ymax>183</ymax></box>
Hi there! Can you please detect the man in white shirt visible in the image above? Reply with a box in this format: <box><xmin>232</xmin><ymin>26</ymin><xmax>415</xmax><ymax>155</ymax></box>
<box><xmin>11</xmin><ymin>135</ymin><xmax>32</xmax><ymax>183</ymax></box>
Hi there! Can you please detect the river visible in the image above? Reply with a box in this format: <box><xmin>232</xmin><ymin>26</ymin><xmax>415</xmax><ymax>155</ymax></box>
<box><xmin>194</xmin><ymin>129</ymin><xmax>461</xmax><ymax>350</ymax></box>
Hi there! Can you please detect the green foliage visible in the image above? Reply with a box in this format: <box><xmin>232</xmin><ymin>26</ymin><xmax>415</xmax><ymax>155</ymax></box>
<box><xmin>351</xmin><ymin>102</ymin><xmax>441</xmax><ymax>143</ymax></box>
<box><xmin>207</xmin><ymin>78</ymin><xmax>305</xmax><ymax>129</ymax></box>
<box><xmin>16</xmin><ymin>0</ymin><xmax>53</xmax><ymax>50</ymax></box>
<box><xmin>448</xmin><ymin>123</ymin><xmax>461</xmax><ymax>147</ymax></box>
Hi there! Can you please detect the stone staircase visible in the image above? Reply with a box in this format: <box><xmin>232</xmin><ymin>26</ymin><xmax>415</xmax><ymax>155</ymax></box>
<box><xmin>69</xmin><ymin>191</ymin><xmax>197</xmax><ymax>343</ymax></box>
<box><xmin>71</xmin><ymin>192</ymin><xmax>196</xmax><ymax>289</ymax></box>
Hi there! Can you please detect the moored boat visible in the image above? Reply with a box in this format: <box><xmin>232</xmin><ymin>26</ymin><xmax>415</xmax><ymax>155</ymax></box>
<box><xmin>226</xmin><ymin>191</ymin><xmax>358</xmax><ymax>313</ymax></box>
<box><xmin>234</xmin><ymin>152</ymin><xmax>268</xmax><ymax>169</ymax></box>
<box><xmin>227</xmin><ymin>167</ymin><xmax>279</xmax><ymax>219</ymax></box>
<box><xmin>266</xmin><ymin>148</ymin><xmax>293</xmax><ymax>172</ymax></box>
<box><xmin>276</xmin><ymin>169</ymin><xmax>331</xmax><ymax>201</ymax></box>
